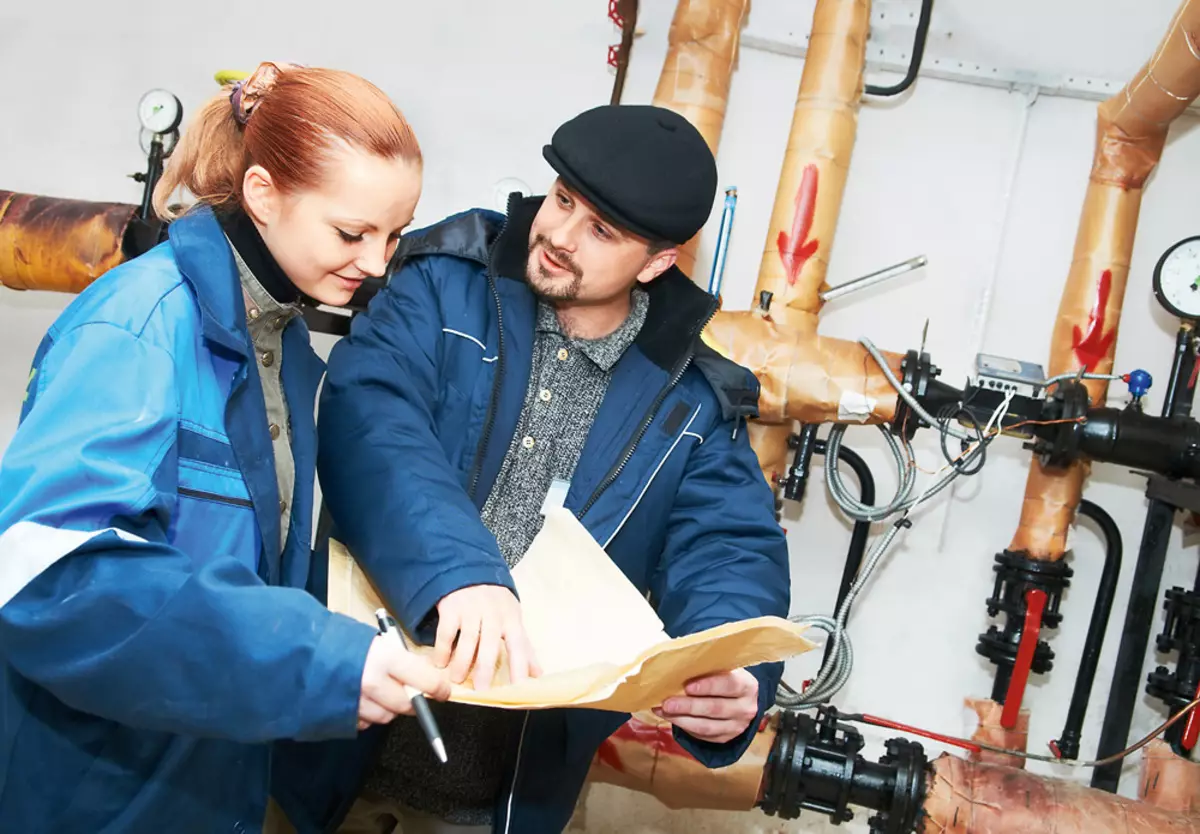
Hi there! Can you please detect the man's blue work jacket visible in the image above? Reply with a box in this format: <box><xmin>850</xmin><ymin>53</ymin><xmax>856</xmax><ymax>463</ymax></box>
<box><xmin>275</xmin><ymin>195</ymin><xmax>791</xmax><ymax>834</ymax></box>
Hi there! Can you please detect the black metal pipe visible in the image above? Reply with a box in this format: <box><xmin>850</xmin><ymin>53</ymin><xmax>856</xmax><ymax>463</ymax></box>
<box><xmin>1162</xmin><ymin>326</ymin><xmax>1197</xmax><ymax>419</ymax></box>
<box><xmin>1052</xmin><ymin>499</ymin><xmax>1122</xmax><ymax>761</ymax></box>
<box><xmin>1091</xmin><ymin>324</ymin><xmax>1196</xmax><ymax>791</ymax></box>
<box><xmin>138</xmin><ymin>136</ymin><xmax>165</xmax><ymax>223</ymax></box>
<box><xmin>1090</xmin><ymin>497</ymin><xmax>1174</xmax><ymax>791</ymax></box>
<box><xmin>1071</xmin><ymin>408</ymin><xmax>1200</xmax><ymax>480</ymax></box>
<box><xmin>864</xmin><ymin>0</ymin><xmax>934</xmax><ymax>97</ymax></box>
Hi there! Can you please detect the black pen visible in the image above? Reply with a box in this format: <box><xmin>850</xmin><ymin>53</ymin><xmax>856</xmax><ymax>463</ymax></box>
<box><xmin>374</xmin><ymin>608</ymin><xmax>448</xmax><ymax>764</ymax></box>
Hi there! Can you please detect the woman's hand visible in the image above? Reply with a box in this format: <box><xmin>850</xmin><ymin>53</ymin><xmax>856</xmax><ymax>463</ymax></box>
<box><xmin>357</xmin><ymin>635</ymin><xmax>452</xmax><ymax>730</ymax></box>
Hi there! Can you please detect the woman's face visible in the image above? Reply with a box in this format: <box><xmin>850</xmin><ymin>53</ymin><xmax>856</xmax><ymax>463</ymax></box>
<box><xmin>242</xmin><ymin>145</ymin><xmax>422</xmax><ymax>306</ymax></box>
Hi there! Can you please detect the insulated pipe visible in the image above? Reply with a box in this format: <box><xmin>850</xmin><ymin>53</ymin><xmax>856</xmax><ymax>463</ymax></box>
<box><xmin>921</xmin><ymin>754</ymin><xmax>1200</xmax><ymax>833</ymax></box>
<box><xmin>1010</xmin><ymin>0</ymin><xmax>1200</xmax><ymax>560</ymax></box>
<box><xmin>0</xmin><ymin>191</ymin><xmax>139</xmax><ymax>294</ymax></box>
<box><xmin>651</xmin><ymin>0</ymin><xmax>750</xmax><ymax>277</ymax></box>
<box><xmin>703</xmin><ymin>310</ymin><xmax>902</xmax><ymax>425</ymax></box>
<box><xmin>1141</xmin><ymin>739</ymin><xmax>1200</xmax><ymax>813</ymax></box>
<box><xmin>964</xmin><ymin>698</ymin><xmax>1029</xmax><ymax>770</ymax></box>
<box><xmin>720</xmin><ymin>0</ymin><xmax>872</xmax><ymax>483</ymax></box>
<box><xmin>587</xmin><ymin>711</ymin><xmax>774</xmax><ymax>811</ymax></box>
<box><xmin>751</xmin><ymin>0</ymin><xmax>870</xmax><ymax>328</ymax></box>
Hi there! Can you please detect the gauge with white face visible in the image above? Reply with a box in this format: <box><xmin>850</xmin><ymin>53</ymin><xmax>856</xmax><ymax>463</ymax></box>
<box><xmin>138</xmin><ymin>89</ymin><xmax>182</xmax><ymax>135</ymax></box>
<box><xmin>1154</xmin><ymin>236</ymin><xmax>1200</xmax><ymax>320</ymax></box>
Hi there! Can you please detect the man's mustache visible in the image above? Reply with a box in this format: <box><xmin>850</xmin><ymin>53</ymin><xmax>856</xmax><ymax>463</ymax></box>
<box><xmin>529</xmin><ymin>235</ymin><xmax>582</xmax><ymax>277</ymax></box>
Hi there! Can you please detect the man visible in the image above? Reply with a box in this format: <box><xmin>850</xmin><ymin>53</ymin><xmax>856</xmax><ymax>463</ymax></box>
<box><xmin>301</xmin><ymin>105</ymin><xmax>789</xmax><ymax>833</ymax></box>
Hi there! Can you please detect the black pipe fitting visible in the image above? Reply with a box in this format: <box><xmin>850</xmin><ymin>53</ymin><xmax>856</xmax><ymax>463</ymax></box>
<box><xmin>976</xmin><ymin>550</ymin><xmax>1072</xmax><ymax>701</ymax></box>
<box><xmin>1147</xmin><ymin>586</ymin><xmax>1200</xmax><ymax>754</ymax></box>
<box><xmin>783</xmin><ymin>425</ymin><xmax>821</xmax><ymax>502</ymax></box>
<box><xmin>890</xmin><ymin>350</ymin><xmax>941</xmax><ymax>439</ymax></box>
<box><xmin>760</xmin><ymin>707</ymin><xmax>926</xmax><ymax>833</ymax></box>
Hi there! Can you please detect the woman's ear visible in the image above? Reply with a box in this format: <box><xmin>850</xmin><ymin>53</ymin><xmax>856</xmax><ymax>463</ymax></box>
<box><xmin>241</xmin><ymin>165</ymin><xmax>277</xmax><ymax>225</ymax></box>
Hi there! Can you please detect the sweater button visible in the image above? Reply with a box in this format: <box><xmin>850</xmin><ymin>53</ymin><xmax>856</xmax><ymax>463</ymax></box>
<box><xmin>557</xmin><ymin>348</ymin><xmax>569</xmax><ymax>361</ymax></box>
<box><xmin>522</xmin><ymin>436</ymin><xmax>535</xmax><ymax>450</ymax></box>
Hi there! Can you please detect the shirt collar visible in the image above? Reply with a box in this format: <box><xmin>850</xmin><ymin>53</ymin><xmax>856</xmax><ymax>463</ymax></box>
<box><xmin>229</xmin><ymin>243</ymin><xmax>301</xmax><ymax>332</ymax></box>
<box><xmin>536</xmin><ymin>288</ymin><xmax>649</xmax><ymax>372</ymax></box>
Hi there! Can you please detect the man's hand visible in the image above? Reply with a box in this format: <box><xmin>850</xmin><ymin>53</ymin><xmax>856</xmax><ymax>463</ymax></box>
<box><xmin>653</xmin><ymin>668</ymin><xmax>759</xmax><ymax>744</ymax></box>
<box><xmin>358</xmin><ymin>635</ymin><xmax>452</xmax><ymax>730</ymax></box>
<box><xmin>433</xmin><ymin>585</ymin><xmax>541</xmax><ymax>690</ymax></box>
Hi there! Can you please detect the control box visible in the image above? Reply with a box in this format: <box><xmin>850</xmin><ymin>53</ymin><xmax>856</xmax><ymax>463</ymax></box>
<box><xmin>971</xmin><ymin>353</ymin><xmax>1047</xmax><ymax>399</ymax></box>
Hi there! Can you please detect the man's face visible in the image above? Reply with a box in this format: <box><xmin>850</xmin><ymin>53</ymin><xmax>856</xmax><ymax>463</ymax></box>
<box><xmin>525</xmin><ymin>180</ymin><xmax>676</xmax><ymax>306</ymax></box>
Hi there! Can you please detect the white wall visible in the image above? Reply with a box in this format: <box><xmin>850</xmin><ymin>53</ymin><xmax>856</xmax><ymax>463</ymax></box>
<box><xmin>4</xmin><ymin>1</ymin><xmax>1200</xmax><ymax>832</ymax></box>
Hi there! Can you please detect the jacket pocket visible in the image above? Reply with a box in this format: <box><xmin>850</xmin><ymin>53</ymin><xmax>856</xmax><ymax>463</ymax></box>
<box><xmin>177</xmin><ymin>486</ymin><xmax>254</xmax><ymax>508</ymax></box>
<box><xmin>174</xmin><ymin>456</ymin><xmax>260</xmax><ymax>571</ymax></box>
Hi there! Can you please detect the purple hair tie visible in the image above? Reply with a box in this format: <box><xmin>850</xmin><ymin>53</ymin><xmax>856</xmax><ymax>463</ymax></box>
<box><xmin>230</xmin><ymin>80</ymin><xmax>250</xmax><ymax>126</ymax></box>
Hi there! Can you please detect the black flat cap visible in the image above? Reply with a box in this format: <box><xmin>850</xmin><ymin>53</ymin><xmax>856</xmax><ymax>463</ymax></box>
<box><xmin>542</xmin><ymin>105</ymin><xmax>718</xmax><ymax>245</ymax></box>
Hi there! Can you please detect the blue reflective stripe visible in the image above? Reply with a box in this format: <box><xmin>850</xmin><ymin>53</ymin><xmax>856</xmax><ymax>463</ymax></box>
<box><xmin>178</xmin><ymin>427</ymin><xmax>238</xmax><ymax>470</ymax></box>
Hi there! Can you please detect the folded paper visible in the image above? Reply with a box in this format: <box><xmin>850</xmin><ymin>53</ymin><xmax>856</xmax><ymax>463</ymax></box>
<box><xmin>327</xmin><ymin>506</ymin><xmax>814</xmax><ymax>712</ymax></box>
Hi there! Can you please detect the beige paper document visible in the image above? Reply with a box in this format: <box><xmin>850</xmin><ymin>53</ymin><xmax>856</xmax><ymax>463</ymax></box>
<box><xmin>327</xmin><ymin>506</ymin><xmax>814</xmax><ymax>713</ymax></box>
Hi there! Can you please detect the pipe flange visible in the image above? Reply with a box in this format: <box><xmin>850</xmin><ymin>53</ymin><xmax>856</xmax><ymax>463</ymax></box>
<box><xmin>869</xmin><ymin>738</ymin><xmax>927</xmax><ymax>834</ymax></box>
<box><xmin>890</xmin><ymin>349</ymin><xmax>941</xmax><ymax>440</ymax></box>
<box><xmin>1037</xmin><ymin>379</ymin><xmax>1090</xmax><ymax>469</ymax></box>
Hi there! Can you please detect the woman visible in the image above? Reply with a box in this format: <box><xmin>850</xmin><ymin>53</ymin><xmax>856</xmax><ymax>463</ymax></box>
<box><xmin>0</xmin><ymin>61</ymin><xmax>448</xmax><ymax>832</ymax></box>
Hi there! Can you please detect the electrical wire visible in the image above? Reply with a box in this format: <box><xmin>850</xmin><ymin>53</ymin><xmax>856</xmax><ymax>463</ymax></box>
<box><xmin>859</xmin><ymin>337</ymin><xmax>973</xmax><ymax>442</ymax></box>
<box><xmin>780</xmin><ymin>341</ymin><xmax>1119</xmax><ymax>709</ymax></box>
<box><xmin>840</xmin><ymin>694</ymin><xmax>1200</xmax><ymax>769</ymax></box>
<box><xmin>781</xmin><ymin>346</ymin><xmax>1008</xmax><ymax>707</ymax></box>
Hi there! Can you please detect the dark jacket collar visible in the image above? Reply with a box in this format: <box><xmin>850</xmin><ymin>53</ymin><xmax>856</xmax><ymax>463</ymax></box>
<box><xmin>217</xmin><ymin>207</ymin><xmax>306</xmax><ymax>307</ymax></box>
<box><xmin>489</xmin><ymin>194</ymin><xmax>719</xmax><ymax>374</ymax></box>
<box><xmin>390</xmin><ymin>194</ymin><xmax>758</xmax><ymax>419</ymax></box>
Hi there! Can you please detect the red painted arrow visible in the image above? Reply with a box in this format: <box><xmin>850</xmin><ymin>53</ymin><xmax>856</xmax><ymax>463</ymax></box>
<box><xmin>777</xmin><ymin>164</ymin><xmax>820</xmax><ymax>286</ymax></box>
<box><xmin>1071</xmin><ymin>269</ymin><xmax>1116</xmax><ymax>372</ymax></box>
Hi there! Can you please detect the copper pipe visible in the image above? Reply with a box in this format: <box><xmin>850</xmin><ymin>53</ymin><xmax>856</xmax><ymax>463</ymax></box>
<box><xmin>0</xmin><ymin>191</ymin><xmax>137</xmax><ymax>294</ymax></box>
<box><xmin>964</xmin><ymin>698</ymin><xmax>1029</xmax><ymax>770</ymax></box>
<box><xmin>587</xmin><ymin>711</ymin><xmax>774</xmax><ymax>811</ymax></box>
<box><xmin>752</xmin><ymin>0</ymin><xmax>871</xmax><ymax>330</ymax></box>
<box><xmin>921</xmin><ymin>753</ymin><xmax>1200</xmax><ymax>833</ymax></box>
<box><xmin>1010</xmin><ymin>0</ymin><xmax>1200</xmax><ymax>560</ymax></box>
<box><xmin>651</xmin><ymin>0</ymin><xmax>751</xmax><ymax>276</ymax></box>
<box><xmin>1140</xmin><ymin>739</ymin><xmax>1200</xmax><ymax>813</ymax></box>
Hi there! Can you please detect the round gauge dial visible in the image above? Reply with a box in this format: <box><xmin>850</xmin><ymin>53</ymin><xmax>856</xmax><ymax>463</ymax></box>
<box><xmin>137</xmin><ymin>89</ymin><xmax>183</xmax><ymax>135</ymax></box>
<box><xmin>1153</xmin><ymin>235</ymin><xmax>1200</xmax><ymax>320</ymax></box>
<box><xmin>139</xmin><ymin>127</ymin><xmax>180</xmax><ymax>158</ymax></box>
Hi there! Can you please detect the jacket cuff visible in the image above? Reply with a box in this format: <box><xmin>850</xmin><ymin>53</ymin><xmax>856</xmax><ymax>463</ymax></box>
<box><xmin>671</xmin><ymin>660</ymin><xmax>781</xmax><ymax>769</ymax></box>
<box><xmin>400</xmin><ymin>562</ymin><xmax>517</xmax><ymax>645</ymax></box>
<box><xmin>295</xmin><ymin>612</ymin><xmax>379</xmax><ymax>741</ymax></box>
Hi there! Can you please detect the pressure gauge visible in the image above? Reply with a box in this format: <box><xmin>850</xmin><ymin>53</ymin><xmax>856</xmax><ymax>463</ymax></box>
<box><xmin>1153</xmin><ymin>235</ymin><xmax>1200</xmax><ymax>321</ymax></box>
<box><xmin>137</xmin><ymin>89</ymin><xmax>183</xmax><ymax>135</ymax></box>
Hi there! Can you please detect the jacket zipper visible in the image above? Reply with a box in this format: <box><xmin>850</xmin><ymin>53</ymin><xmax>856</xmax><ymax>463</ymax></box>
<box><xmin>466</xmin><ymin>218</ymin><xmax>510</xmax><ymax>502</ymax></box>
<box><xmin>577</xmin><ymin>301</ymin><xmax>718</xmax><ymax>518</ymax></box>
<box><xmin>178</xmin><ymin>486</ymin><xmax>254</xmax><ymax>508</ymax></box>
